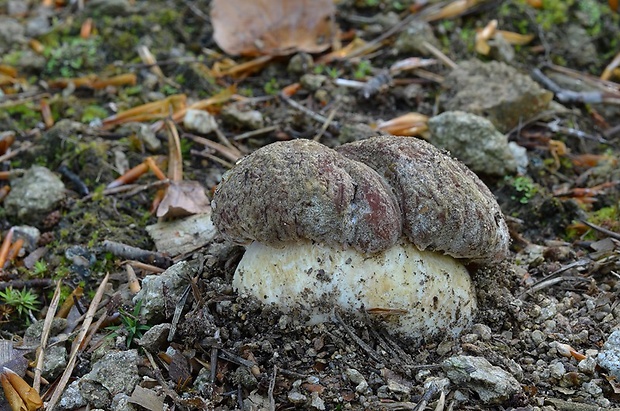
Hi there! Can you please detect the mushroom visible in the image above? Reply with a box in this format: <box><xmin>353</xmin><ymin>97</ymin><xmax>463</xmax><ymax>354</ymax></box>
<box><xmin>211</xmin><ymin>137</ymin><xmax>509</xmax><ymax>340</ymax></box>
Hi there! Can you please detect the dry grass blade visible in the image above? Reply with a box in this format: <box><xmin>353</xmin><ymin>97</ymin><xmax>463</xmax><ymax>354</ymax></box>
<box><xmin>496</xmin><ymin>30</ymin><xmax>535</xmax><ymax>45</ymax></box>
<box><xmin>184</xmin><ymin>133</ymin><xmax>242</xmax><ymax>163</ymax></box>
<box><xmin>170</xmin><ymin>85</ymin><xmax>237</xmax><ymax>124</ymax></box>
<box><xmin>45</xmin><ymin>273</ymin><xmax>110</xmax><ymax>411</ymax></box>
<box><xmin>102</xmin><ymin>95</ymin><xmax>187</xmax><ymax>129</ymax></box>
<box><xmin>425</xmin><ymin>0</ymin><xmax>486</xmax><ymax>22</ymax></box>
<box><xmin>33</xmin><ymin>280</ymin><xmax>62</xmax><ymax>392</ymax></box>
<box><xmin>165</xmin><ymin>120</ymin><xmax>183</xmax><ymax>182</ymax></box>
<box><xmin>601</xmin><ymin>51</ymin><xmax>620</xmax><ymax>81</ymax></box>
<box><xmin>211</xmin><ymin>0</ymin><xmax>337</xmax><ymax>56</ymax></box>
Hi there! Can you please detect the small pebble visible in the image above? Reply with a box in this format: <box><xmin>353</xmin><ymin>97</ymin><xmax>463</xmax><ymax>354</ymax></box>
<box><xmin>183</xmin><ymin>109</ymin><xmax>218</xmax><ymax>134</ymax></box>
<box><xmin>471</xmin><ymin>323</ymin><xmax>492</xmax><ymax>341</ymax></box>
<box><xmin>577</xmin><ymin>356</ymin><xmax>597</xmax><ymax>374</ymax></box>
<box><xmin>531</xmin><ymin>330</ymin><xmax>545</xmax><ymax>345</ymax></box>
<box><xmin>582</xmin><ymin>380</ymin><xmax>603</xmax><ymax>396</ymax></box>
<box><xmin>287</xmin><ymin>390</ymin><xmax>307</xmax><ymax>403</ymax></box>
<box><xmin>549</xmin><ymin>362</ymin><xmax>566</xmax><ymax>379</ymax></box>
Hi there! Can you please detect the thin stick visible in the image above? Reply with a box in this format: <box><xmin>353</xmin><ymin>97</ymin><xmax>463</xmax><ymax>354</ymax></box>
<box><xmin>421</xmin><ymin>41</ymin><xmax>457</xmax><ymax>69</ymax></box>
<box><xmin>581</xmin><ymin>220</ymin><xmax>620</xmax><ymax>241</ymax></box>
<box><xmin>46</xmin><ymin>273</ymin><xmax>110</xmax><ymax>411</ymax></box>
<box><xmin>191</xmin><ymin>150</ymin><xmax>236</xmax><ymax>169</ymax></box>
<box><xmin>184</xmin><ymin>133</ymin><xmax>242</xmax><ymax>163</ymax></box>
<box><xmin>233</xmin><ymin>126</ymin><xmax>278</xmax><ymax>141</ymax></box>
<box><xmin>168</xmin><ymin>284</ymin><xmax>191</xmax><ymax>342</ymax></box>
<box><xmin>333</xmin><ymin>309</ymin><xmax>382</xmax><ymax>363</ymax></box>
<box><xmin>280</xmin><ymin>93</ymin><xmax>340</xmax><ymax>131</ymax></box>
<box><xmin>313</xmin><ymin>100</ymin><xmax>341</xmax><ymax>142</ymax></box>
<box><xmin>268</xmin><ymin>365</ymin><xmax>277</xmax><ymax>411</ymax></box>
<box><xmin>33</xmin><ymin>280</ymin><xmax>62</xmax><ymax>392</ymax></box>
<box><xmin>213</xmin><ymin>127</ymin><xmax>240</xmax><ymax>154</ymax></box>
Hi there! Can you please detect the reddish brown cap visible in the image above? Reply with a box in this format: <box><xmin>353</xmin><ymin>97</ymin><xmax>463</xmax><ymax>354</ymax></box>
<box><xmin>336</xmin><ymin>136</ymin><xmax>510</xmax><ymax>263</ymax></box>
<box><xmin>212</xmin><ymin>139</ymin><xmax>402</xmax><ymax>254</ymax></box>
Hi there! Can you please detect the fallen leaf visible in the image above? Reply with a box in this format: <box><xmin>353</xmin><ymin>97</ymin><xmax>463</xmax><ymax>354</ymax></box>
<box><xmin>129</xmin><ymin>385</ymin><xmax>165</xmax><ymax>411</ymax></box>
<box><xmin>0</xmin><ymin>367</ymin><xmax>43</xmax><ymax>411</ymax></box>
<box><xmin>211</xmin><ymin>0</ymin><xmax>337</xmax><ymax>56</ymax></box>
<box><xmin>156</xmin><ymin>180</ymin><xmax>211</xmax><ymax>218</ymax></box>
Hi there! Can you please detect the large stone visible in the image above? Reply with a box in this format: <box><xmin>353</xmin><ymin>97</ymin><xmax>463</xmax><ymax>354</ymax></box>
<box><xmin>598</xmin><ymin>329</ymin><xmax>620</xmax><ymax>380</ymax></box>
<box><xmin>5</xmin><ymin>166</ymin><xmax>65</xmax><ymax>224</ymax></box>
<box><xmin>79</xmin><ymin>350</ymin><xmax>141</xmax><ymax>408</ymax></box>
<box><xmin>442</xmin><ymin>355</ymin><xmax>522</xmax><ymax>404</ymax></box>
<box><xmin>440</xmin><ymin>60</ymin><xmax>553</xmax><ymax>133</ymax></box>
<box><xmin>134</xmin><ymin>260</ymin><xmax>193</xmax><ymax>321</ymax></box>
<box><xmin>428</xmin><ymin>111</ymin><xmax>523</xmax><ymax>176</ymax></box>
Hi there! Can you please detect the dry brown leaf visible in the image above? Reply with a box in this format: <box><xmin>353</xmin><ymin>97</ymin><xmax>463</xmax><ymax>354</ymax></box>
<box><xmin>129</xmin><ymin>385</ymin><xmax>165</xmax><ymax>411</ymax></box>
<box><xmin>0</xmin><ymin>367</ymin><xmax>43</xmax><ymax>411</ymax></box>
<box><xmin>156</xmin><ymin>180</ymin><xmax>211</xmax><ymax>218</ymax></box>
<box><xmin>211</xmin><ymin>0</ymin><xmax>337</xmax><ymax>56</ymax></box>
<box><xmin>496</xmin><ymin>30</ymin><xmax>535</xmax><ymax>45</ymax></box>
<box><xmin>376</xmin><ymin>113</ymin><xmax>429</xmax><ymax>136</ymax></box>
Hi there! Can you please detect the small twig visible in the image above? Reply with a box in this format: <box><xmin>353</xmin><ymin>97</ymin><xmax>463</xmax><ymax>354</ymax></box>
<box><xmin>218</xmin><ymin>348</ymin><xmax>257</xmax><ymax>368</ymax></box>
<box><xmin>580</xmin><ymin>220</ymin><xmax>620</xmax><ymax>241</ymax></box>
<box><xmin>213</xmin><ymin>127</ymin><xmax>240</xmax><ymax>154</ymax></box>
<box><xmin>191</xmin><ymin>149</ymin><xmax>237</xmax><ymax>169</ymax></box>
<box><xmin>210</xmin><ymin>346</ymin><xmax>218</xmax><ymax>384</ymax></box>
<box><xmin>0</xmin><ymin>278</ymin><xmax>53</xmax><ymax>290</ymax></box>
<box><xmin>181</xmin><ymin>0</ymin><xmax>210</xmax><ymax>21</ymax></box>
<box><xmin>268</xmin><ymin>365</ymin><xmax>277</xmax><ymax>411</ymax></box>
<box><xmin>344</xmin><ymin>3</ymin><xmax>450</xmax><ymax>61</ymax></box>
<box><xmin>0</xmin><ymin>141</ymin><xmax>33</xmax><ymax>163</ymax></box>
<box><xmin>34</xmin><ymin>280</ymin><xmax>62</xmax><ymax>392</ymax></box>
<box><xmin>413</xmin><ymin>382</ymin><xmax>439</xmax><ymax>411</ymax></box>
<box><xmin>421</xmin><ymin>41</ymin><xmax>457</xmax><ymax>70</ymax></box>
<box><xmin>46</xmin><ymin>273</ymin><xmax>110</xmax><ymax>410</ymax></box>
<box><xmin>144</xmin><ymin>350</ymin><xmax>182</xmax><ymax>402</ymax></box>
<box><xmin>82</xmin><ymin>179</ymin><xmax>170</xmax><ymax>201</ymax></box>
<box><xmin>523</xmin><ymin>7</ymin><xmax>551</xmax><ymax>63</ymax></box>
<box><xmin>184</xmin><ymin>133</ymin><xmax>242</xmax><ymax>162</ymax></box>
<box><xmin>279</xmin><ymin>93</ymin><xmax>341</xmax><ymax>131</ymax></box>
<box><xmin>333</xmin><ymin>309</ymin><xmax>383</xmax><ymax>363</ymax></box>
<box><xmin>370</xmin><ymin>401</ymin><xmax>419</xmax><ymax>410</ymax></box>
<box><xmin>101</xmin><ymin>240</ymin><xmax>173</xmax><ymax>269</ymax></box>
<box><xmin>278</xmin><ymin>368</ymin><xmax>308</xmax><ymax>379</ymax></box>
<box><xmin>531</xmin><ymin>68</ymin><xmax>620</xmax><ymax>105</ymax></box>
<box><xmin>233</xmin><ymin>125</ymin><xmax>279</xmax><ymax>141</ymax></box>
<box><xmin>168</xmin><ymin>284</ymin><xmax>191</xmax><ymax>342</ymax></box>
<box><xmin>122</xmin><ymin>260</ymin><xmax>165</xmax><ymax>274</ymax></box>
<box><xmin>313</xmin><ymin>99</ymin><xmax>341</xmax><ymax>142</ymax></box>
<box><xmin>518</xmin><ymin>259</ymin><xmax>591</xmax><ymax>299</ymax></box>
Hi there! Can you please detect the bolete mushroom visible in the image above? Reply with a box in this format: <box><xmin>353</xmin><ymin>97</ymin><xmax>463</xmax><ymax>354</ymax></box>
<box><xmin>211</xmin><ymin>137</ymin><xmax>509</xmax><ymax>340</ymax></box>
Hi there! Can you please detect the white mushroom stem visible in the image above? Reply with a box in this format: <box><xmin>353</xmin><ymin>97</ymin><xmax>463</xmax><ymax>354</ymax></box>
<box><xmin>233</xmin><ymin>239</ymin><xmax>477</xmax><ymax>340</ymax></box>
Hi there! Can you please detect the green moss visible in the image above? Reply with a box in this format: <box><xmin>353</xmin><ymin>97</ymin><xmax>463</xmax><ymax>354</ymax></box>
<box><xmin>153</xmin><ymin>8</ymin><xmax>179</xmax><ymax>26</ymax></box>
<box><xmin>4</xmin><ymin>101</ymin><xmax>41</xmax><ymax>130</ymax></box>
<box><xmin>577</xmin><ymin>0</ymin><xmax>603</xmax><ymax>36</ymax></box>
<box><xmin>44</xmin><ymin>37</ymin><xmax>104</xmax><ymax>78</ymax></box>
<box><xmin>80</xmin><ymin>105</ymin><xmax>108</xmax><ymax>123</ymax></box>
<box><xmin>505</xmin><ymin>175</ymin><xmax>539</xmax><ymax>204</ymax></box>
<box><xmin>538</xmin><ymin>0</ymin><xmax>575</xmax><ymax>30</ymax></box>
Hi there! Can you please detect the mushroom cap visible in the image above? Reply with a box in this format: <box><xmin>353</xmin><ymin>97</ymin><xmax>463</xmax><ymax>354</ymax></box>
<box><xmin>234</xmin><ymin>239</ymin><xmax>477</xmax><ymax>339</ymax></box>
<box><xmin>211</xmin><ymin>139</ymin><xmax>402</xmax><ymax>253</ymax></box>
<box><xmin>336</xmin><ymin>136</ymin><xmax>510</xmax><ymax>263</ymax></box>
